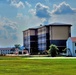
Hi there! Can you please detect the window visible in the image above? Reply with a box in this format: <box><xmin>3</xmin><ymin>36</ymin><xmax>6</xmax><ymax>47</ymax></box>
<box><xmin>75</xmin><ymin>43</ymin><xmax>76</xmax><ymax>46</ymax></box>
<box><xmin>75</xmin><ymin>50</ymin><xmax>76</xmax><ymax>53</ymax></box>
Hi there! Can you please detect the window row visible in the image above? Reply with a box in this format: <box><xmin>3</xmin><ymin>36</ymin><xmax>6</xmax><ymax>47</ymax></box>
<box><xmin>24</xmin><ymin>36</ymin><xmax>30</xmax><ymax>39</ymax></box>
<box><xmin>38</xmin><ymin>28</ymin><xmax>46</xmax><ymax>33</ymax></box>
<box><xmin>24</xmin><ymin>44</ymin><xmax>30</xmax><ymax>47</ymax></box>
<box><xmin>38</xmin><ymin>42</ymin><xmax>47</xmax><ymax>44</ymax></box>
<box><xmin>24</xmin><ymin>41</ymin><xmax>30</xmax><ymax>44</ymax></box>
<box><xmin>38</xmin><ymin>34</ymin><xmax>46</xmax><ymax>37</ymax></box>
<box><xmin>0</xmin><ymin>50</ymin><xmax>10</xmax><ymax>52</ymax></box>
<box><xmin>0</xmin><ymin>51</ymin><xmax>11</xmax><ymax>54</ymax></box>
<box><xmin>38</xmin><ymin>48</ymin><xmax>46</xmax><ymax>50</ymax></box>
<box><xmin>38</xmin><ymin>36</ymin><xmax>46</xmax><ymax>39</ymax></box>
<box><xmin>38</xmin><ymin>39</ymin><xmax>46</xmax><ymax>43</ymax></box>
<box><xmin>38</xmin><ymin>45</ymin><xmax>46</xmax><ymax>48</ymax></box>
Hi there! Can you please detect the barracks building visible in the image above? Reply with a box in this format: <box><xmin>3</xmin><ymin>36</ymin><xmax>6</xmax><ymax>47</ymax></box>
<box><xmin>23</xmin><ymin>23</ymin><xmax>72</xmax><ymax>54</ymax></box>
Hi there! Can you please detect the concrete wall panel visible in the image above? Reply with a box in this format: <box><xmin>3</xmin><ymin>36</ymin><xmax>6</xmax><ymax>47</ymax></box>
<box><xmin>49</xmin><ymin>26</ymin><xmax>70</xmax><ymax>40</ymax></box>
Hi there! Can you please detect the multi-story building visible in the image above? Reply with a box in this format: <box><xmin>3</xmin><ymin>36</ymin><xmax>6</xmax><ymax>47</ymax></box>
<box><xmin>23</xmin><ymin>28</ymin><xmax>38</xmax><ymax>54</ymax></box>
<box><xmin>37</xmin><ymin>26</ymin><xmax>49</xmax><ymax>52</ymax></box>
<box><xmin>23</xmin><ymin>23</ymin><xmax>72</xmax><ymax>54</ymax></box>
<box><xmin>49</xmin><ymin>24</ymin><xmax>71</xmax><ymax>52</ymax></box>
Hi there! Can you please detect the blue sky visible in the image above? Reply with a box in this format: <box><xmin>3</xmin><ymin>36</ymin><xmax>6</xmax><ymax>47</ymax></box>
<box><xmin>0</xmin><ymin>0</ymin><xmax>76</xmax><ymax>47</ymax></box>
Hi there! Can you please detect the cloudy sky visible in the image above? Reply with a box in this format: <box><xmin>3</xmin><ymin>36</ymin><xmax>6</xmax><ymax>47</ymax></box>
<box><xmin>0</xmin><ymin>0</ymin><xmax>76</xmax><ymax>47</ymax></box>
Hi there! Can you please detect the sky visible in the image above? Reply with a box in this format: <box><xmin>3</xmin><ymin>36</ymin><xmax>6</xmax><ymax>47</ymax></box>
<box><xmin>0</xmin><ymin>0</ymin><xmax>76</xmax><ymax>47</ymax></box>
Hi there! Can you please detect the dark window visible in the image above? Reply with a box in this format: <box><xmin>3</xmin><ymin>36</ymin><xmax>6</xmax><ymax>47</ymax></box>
<box><xmin>75</xmin><ymin>50</ymin><xmax>76</xmax><ymax>53</ymax></box>
<box><xmin>75</xmin><ymin>43</ymin><xmax>76</xmax><ymax>46</ymax></box>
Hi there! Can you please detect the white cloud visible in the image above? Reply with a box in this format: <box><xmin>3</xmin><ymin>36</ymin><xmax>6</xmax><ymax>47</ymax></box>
<box><xmin>0</xmin><ymin>17</ymin><xmax>18</xmax><ymax>40</ymax></box>
<box><xmin>10</xmin><ymin>0</ymin><xmax>25</xmax><ymax>8</ymax></box>
<box><xmin>16</xmin><ymin>13</ymin><xmax>23</xmax><ymax>19</ymax></box>
<box><xmin>15</xmin><ymin>14</ymin><xmax>46</xmax><ymax>29</ymax></box>
<box><xmin>35</xmin><ymin>2</ymin><xmax>51</xmax><ymax>18</ymax></box>
<box><xmin>52</xmin><ymin>2</ymin><xmax>76</xmax><ymax>14</ymax></box>
<box><xmin>45</xmin><ymin>0</ymin><xmax>50</xmax><ymax>5</ymax></box>
<box><xmin>0</xmin><ymin>17</ymin><xmax>20</xmax><ymax>46</ymax></box>
<box><xmin>25</xmin><ymin>1</ymin><xmax>31</xmax><ymax>7</ymax></box>
<box><xmin>28</xmin><ymin>9</ymin><xmax>36</xmax><ymax>16</ymax></box>
<box><xmin>28</xmin><ymin>3</ymin><xmax>51</xmax><ymax>24</ymax></box>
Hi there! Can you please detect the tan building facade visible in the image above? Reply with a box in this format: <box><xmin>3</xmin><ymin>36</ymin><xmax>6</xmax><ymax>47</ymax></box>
<box><xmin>49</xmin><ymin>25</ymin><xmax>71</xmax><ymax>52</ymax></box>
<box><xmin>49</xmin><ymin>26</ymin><xmax>70</xmax><ymax>40</ymax></box>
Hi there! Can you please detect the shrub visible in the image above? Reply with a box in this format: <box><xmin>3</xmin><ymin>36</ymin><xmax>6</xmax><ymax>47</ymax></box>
<box><xmin>48</xmin><ymin>44</ymin><xmax>59</xmax><ymax>57</ymax></box>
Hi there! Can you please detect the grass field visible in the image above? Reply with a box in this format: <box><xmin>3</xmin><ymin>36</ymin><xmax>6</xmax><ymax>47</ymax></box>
<box><xmin>0</xmin><ymin>56</ymin><xmax>76</xmax><ymax>75</ymax></box>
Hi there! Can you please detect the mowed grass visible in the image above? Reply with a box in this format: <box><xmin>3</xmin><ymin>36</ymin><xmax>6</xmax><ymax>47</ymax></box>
<box><xmin>0</xmin><ymin>56</ymin><xmax>76</xmax><ymax>75</ymax></box>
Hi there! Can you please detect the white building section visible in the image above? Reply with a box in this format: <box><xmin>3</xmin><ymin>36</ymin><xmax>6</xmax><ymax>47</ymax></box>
<box><xmin>0</xmin><ymin>48</ymin><xmax>12</xmax><ymax>55</ymax></box>
<box><xmin>66</xmin><ymin>37</ymin><xmax>76</xmax><ymax>57</ymax></box>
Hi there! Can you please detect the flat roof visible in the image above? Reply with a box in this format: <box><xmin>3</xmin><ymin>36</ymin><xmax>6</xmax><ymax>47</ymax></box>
<box><xmin>0</xmin><ymin>48</ymin><xmax>11</xmax><ymax>50</ymax></box>
<box><xmin>23</xmin><ymin>23</ymin><xmax>72</xmax><ymax>31</ymax></box>
<box><xmin>23</xmin><ymin>28</ymin><xmax>37</xmax><ymax>32</ymax></box>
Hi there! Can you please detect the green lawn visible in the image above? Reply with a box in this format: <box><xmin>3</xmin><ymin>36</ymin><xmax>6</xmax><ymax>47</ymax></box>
<box><xmin>0</xmin><ymin>56</ymin><xmax>76</xmax><ymax>75</ymax></box>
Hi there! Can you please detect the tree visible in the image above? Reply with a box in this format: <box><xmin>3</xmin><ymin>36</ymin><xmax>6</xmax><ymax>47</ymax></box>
<box><xmin>10</xmin><ymin>47</ymin><xmax>15</xmax><ymax>51</ymax></box>
<box><xmin>10</xmin><ymin>47</ymin><xmax>15</xmax><ymax>54</ymax></box>
<box><xmin>14</xmin><ymin>44</ymin><xmax>21</xmax><ymax>49</ymax></box>
<box><xmin>48</xmin><ymin>44</ymin><xmax>59</xmax><ymax>57</ymax></box>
